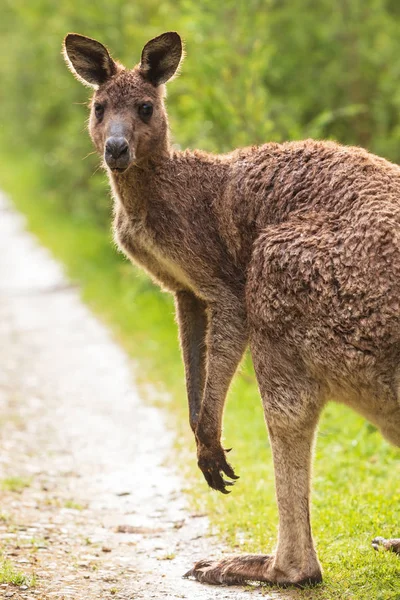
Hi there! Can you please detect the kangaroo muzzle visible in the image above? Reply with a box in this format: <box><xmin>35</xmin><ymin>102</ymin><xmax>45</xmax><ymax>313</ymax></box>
<box><xmin>104</xmin><ymin>136</ymin><xmax>131</xmax><ymax>171</ymax></box>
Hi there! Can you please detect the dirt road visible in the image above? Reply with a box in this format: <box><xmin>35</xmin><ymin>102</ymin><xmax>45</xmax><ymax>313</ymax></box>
<box><xmin>0</xmin><ymin>193</ymin><xmax>281</xmax><ymax>599</ymax></box>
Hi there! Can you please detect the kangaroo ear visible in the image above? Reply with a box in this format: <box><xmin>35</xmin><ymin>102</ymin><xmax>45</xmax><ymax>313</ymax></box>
<box><xmin>140</xmin><ymin>32</ymin><xmax>183</xmax><ymax>86</ymax></box>
<box><xmin>63</xmin><ymin>33</ymin><xmax>117</xmax><ymax>88</ymax></box>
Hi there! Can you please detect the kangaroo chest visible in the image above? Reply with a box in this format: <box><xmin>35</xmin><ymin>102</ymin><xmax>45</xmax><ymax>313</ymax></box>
<box><xmin>138</xmin><ymin>231</ymin><xmax>195</xmax><ymax>290</ymax></box>
<box><xmin>115</xmin><ymin>208</ymin><xmax>196</xmax><ymax>293</ymax></box>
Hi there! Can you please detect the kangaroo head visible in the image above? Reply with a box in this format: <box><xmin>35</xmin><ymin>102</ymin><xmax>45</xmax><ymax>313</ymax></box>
<box><xmin>63</xmin><ymin>32</ymin><xmax>183</xmax><ymax>172</ymax></box>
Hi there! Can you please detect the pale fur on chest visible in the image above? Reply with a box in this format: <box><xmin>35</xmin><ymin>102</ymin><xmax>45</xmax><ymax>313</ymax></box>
<box><xmin>114</xmin><ymin>202</ymin><xmax>196</xmax><ymax>293</ymax></box>
<box><xmin>138</xmin><ymin>232</ymin><xmax>195</xmax><ymax>291</ymax></box>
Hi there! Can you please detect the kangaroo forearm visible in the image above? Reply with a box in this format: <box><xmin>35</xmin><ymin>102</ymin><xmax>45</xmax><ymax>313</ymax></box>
<box><xmin>194</xmin><ymin>305</ymin><xmax>247</xmax><ymax>493</ymax></box>
<box><xmin>196</xmin><ymin>304</ymin><xmax>248</xmax><ymax>445</ymax></box>
<box><xmin>175</xmin><ymin>291</ymin><xmax>208</xmax><ymax>431</ymax></box>
<box><xmin>196</xmin><ymin>355</ymin><xmax>243</xmax><ymax>445</ymax></box>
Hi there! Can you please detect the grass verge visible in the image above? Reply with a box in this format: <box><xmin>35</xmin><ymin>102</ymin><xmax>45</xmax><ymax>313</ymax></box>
<box><xmin>1</xmin><ymin>152</ymin><xmax>400</xmax><ymax>599</ymax></box>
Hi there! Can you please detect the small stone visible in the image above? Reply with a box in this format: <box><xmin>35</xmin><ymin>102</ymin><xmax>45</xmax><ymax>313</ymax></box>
<box><xmin>102</xmin><ymin>546</ymin><xmax>112</xmax><ymax>553</ymax></box>
<box><xmin>116</xmin><ymin>525</ymin><xmax>164</xmax><ymax>534</ymax></box>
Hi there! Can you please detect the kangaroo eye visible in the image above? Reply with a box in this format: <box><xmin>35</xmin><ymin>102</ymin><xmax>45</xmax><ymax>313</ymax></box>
<box><xmin>94</xmin><ymin>103</ymin><xmax>104</xmax><ymax>120</ymax></box>
<box><xmin>138</xmin><ymin>102</ymin><xmax>153</xmax><ymax>121</ymax></box>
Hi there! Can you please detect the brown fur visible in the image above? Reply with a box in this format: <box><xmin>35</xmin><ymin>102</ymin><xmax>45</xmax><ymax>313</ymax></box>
<box><xmin>63</xmin><ymin>31</ymin><xmax>400</xmax><ymax>586</ymax></box>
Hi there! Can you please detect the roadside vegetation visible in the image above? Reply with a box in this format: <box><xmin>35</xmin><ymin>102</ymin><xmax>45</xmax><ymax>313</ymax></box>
<box><xmin>0</xmin><ymin>477</ymin><xmax>32</xmax><ymax>493</ymax></box>
<box><xmin>1</xmin><ymin>1</ymin><xmax>400</xmax><ymax>598</ymax></box>
<box><xmin>0</xmin><ymin>559</ymin><xmax>35</xmax><ymax>587</ymax></box>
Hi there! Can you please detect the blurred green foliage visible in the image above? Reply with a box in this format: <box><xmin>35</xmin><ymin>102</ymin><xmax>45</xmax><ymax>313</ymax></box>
<box><xmin>2</xmin><ymin>0</ymin><xmax>400</xmax><ymax>224</ymax></box>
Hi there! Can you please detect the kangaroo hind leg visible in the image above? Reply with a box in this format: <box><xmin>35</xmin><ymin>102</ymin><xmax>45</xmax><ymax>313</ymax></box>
<box><xmin>186</xmin><ymin>342</ymin><xmax>324</xmax><ymax>586</ymax></box>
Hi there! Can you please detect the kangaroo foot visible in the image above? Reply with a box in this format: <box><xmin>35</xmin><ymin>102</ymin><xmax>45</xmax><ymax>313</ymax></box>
<box><xmin>196</xmin><ymin>442</ymin><xmax>239</xmax><ymax>494</ymax></box>
<box><xmin>183</xmin><ymin>554</ymin><xmax>322</xmax><ymax>586</ymax></box>
<box><xmin>372</xmin><ymin>537</ymin><xmax>400</xmax><ymax>554</ymax></box>
<box><xmin>184</xmin><ymin>555</ymin><xmax>272</xmax><ymax>585</ymax></box>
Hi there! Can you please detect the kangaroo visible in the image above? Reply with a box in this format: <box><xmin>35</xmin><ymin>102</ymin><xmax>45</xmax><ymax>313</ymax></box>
<box><xmin>63</xmin><ymin>31</ymin><xmax>400</xmax><ymax>586</ymax></box>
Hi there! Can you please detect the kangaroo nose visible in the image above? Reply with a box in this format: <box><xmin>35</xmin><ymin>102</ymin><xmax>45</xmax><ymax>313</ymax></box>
<box><xmin>105</xmin><ymin>137</ymin><xmax>129</xmax><ymax>159</ymax></box>
<box><xmin>104</xmin><ymin>137</ymin><xmax>130</xmax><ymax>171</ymax></box>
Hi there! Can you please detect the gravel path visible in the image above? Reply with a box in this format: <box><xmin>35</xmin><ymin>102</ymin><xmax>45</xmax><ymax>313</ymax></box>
<box><xmin>0</xmin><ymin>193</ymin><xmax>282</xmax><ymax>599</ymax></box>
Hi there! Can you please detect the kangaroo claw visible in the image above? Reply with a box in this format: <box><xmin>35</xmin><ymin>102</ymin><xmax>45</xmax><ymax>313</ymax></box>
<box><xmin>197</xmin><ymin>443</ymin><xmax>239</xmax><ymax>493</ymax></box>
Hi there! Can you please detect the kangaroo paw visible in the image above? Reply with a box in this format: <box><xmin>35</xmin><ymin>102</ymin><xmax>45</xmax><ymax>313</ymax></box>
<box><xmin>196</xmin><ymin>443</ymin><xmax>239</xmax><ymax>494</ymax></box>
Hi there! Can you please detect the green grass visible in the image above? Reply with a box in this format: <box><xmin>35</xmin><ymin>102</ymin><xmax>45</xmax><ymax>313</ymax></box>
<box><xmin>1</xmin><ymin>152</ymin><xmax>400</xmax><ymax>599</ymax></box>
<box><xmin>0</xmin><ymin>477</ymin><xmax>31</xmax><ymax>493</ymax></box>
<box><xmin>0</xmin><ymin>558</ymin><xmax>35</xmax><ymax>587</ymax></box>
<box><xmin>64</xmin><ymin>500</ymin><xmax>85</xmax><ymax>511</ymax></box>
